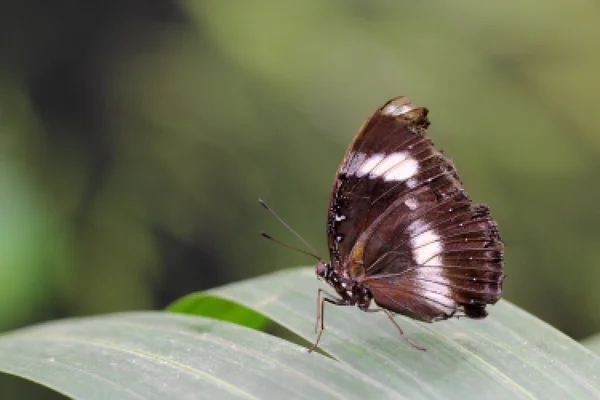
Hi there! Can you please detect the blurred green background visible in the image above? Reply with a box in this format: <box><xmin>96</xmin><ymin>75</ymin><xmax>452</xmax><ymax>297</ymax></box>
<box><xmin>1</xmin><ymin>1</ymin><xmax>599</xmax><ymax>397</ymax></box>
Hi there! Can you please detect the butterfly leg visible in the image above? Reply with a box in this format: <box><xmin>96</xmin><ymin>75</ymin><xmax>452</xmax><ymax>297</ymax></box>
<box><xmin>364</xmin><ymin>308</ymin><xmax>426</xmax><ymax>351</ymax></box>
<box><xmin>314</xmin><ymin>288</ymin><xmax>339</xmax><ymax>333</ymax></box>
<box><xmin>309</xmin><ymin>289</ymin><xmax>346</xmax><ymax>353</ymax></box>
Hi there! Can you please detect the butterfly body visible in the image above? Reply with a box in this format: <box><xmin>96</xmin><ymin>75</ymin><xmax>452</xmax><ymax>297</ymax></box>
<box><xmin>312</xmin><ymin>96</ymin><xmax>505</xmax><ymax>349</ymax></box>
<box><xmin>315</xmin><ymin>260</ymin><xmax>372</xmax><ymax>311</ymax></box>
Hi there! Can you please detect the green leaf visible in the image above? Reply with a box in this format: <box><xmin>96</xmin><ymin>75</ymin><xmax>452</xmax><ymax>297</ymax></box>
<box><xmin>0</xmin><ymin>312</ymin><xmax>381</xmax><ymax>399</ymax></box>
<box><xmin>170</xmin><ymin>292</ymin><xmax>269</xmax><ymax>331</ymax></box>
<box><xmin>2</xmin><ymin>267</ymin><xmax>600</xmax><ymax>399</ymax></box>
<box><xmin>171</xmin><ymin>267</ymin><xmax>600</xmax><ymax>399</ymax></box>
<box><xmin>582</xmin><ymin>333</ymin><xmax>600</xmax><ymax>356</ymax></box>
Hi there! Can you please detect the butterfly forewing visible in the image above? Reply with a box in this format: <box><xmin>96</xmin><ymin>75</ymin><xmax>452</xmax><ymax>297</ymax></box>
<box><xmin>327</xmin><ymin>96</ymin><xmax>504</xmax><ymax>322</ymax></box>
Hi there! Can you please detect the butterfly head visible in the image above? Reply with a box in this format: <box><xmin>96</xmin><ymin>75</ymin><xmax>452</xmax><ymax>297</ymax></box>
<box><xmin>315</xmin><ymin>260</ymin><xmax>331</xmax><ymax>280</ymax></box>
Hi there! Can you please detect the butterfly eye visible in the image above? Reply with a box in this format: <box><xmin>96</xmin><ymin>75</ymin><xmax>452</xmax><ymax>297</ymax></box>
<box><xmin>315</xmin><ymin>261</ymin><xmax>329</xmax><ymax>278</ymax></box>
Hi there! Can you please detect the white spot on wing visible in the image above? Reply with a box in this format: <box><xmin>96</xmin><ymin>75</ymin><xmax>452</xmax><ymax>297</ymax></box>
<box><xmin>382</xmin><ymin>103</ymin><xmax>416</xmax><ymax>116</ymax></box>
<box><xmin>421</xmin><ymin>290</ymin><xmax>455</xmax><ymax>311</ymax></box>
<box><xmin>404</xmin><ymin>198</ymin><xmax>418</xmax><ymax>210</ymax></box>
<box><xmin>408</xmin><ymin>220</ymin><xmax>443</xmax><ymax>266</ymax></box>
<box><xmin>345</xmin><ymin>152</ymin><xmax>367</xmax><ymax>175</ymax></box>
<box><xmin>370</xmin><ymin>152</ymin><xmax>408</xmax><ymax>178</ymax></box>
<box><xmin>335</xmin><ymin>214</ymin><xmax>346</xmax><ymax>222</ymax></box>
<box><xmin>383</xmin><ymin>155</ymin><xmax>419</xmax><ymax>182</ymax></box>
<box><xmin>354</xmin><ymin>151</ymin><xmax>419</xmax><ymax>182</ymax></box>
<box><xmin>406</xmin><ymin>178</ymin><xmax>418</xmax><ymax>188</ymax></box>
<box><xmin>408</xmin><ymin>220</ymin><xmax>454</xmax><ymax>312</ymax></box>
<box><xmin>356</xmin><ymin>153</ymin><xmax>385</xmax><ymax>177</ymax></box>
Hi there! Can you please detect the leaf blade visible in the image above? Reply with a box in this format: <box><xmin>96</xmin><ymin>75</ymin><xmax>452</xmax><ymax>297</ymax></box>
<box><xmin>0</xmin><ymin>312</ymin><xmax>391</xmax><ymax>400</ymax></box>
<box><xmin>172</xmin><ymin>267</ymin><xmax>600</xmax><ymax>400</ymax></box>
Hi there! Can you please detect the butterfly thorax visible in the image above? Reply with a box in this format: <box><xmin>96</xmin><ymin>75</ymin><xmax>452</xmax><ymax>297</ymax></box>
<box><xmin>315</xmin><ymin>260</ymin><xmax>372</xmax><ymax>310</ymax></box>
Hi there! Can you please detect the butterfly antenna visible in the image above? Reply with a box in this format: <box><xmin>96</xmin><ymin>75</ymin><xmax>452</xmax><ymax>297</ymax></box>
<box><xmin>260</xmin><ymin>232</ymin><xmax>321</xmax><ymax>261</ymax></box>
<box><xmin>258</xmin><ymin>199</ymin><xmax>321</xmax><ymax>259</ymax></box>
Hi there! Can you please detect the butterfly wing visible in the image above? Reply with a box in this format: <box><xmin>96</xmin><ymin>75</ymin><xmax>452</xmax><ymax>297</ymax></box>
<box><xmin>360</xmin><ymin>199</ymin><xmax>504</xmax><ymax>321</ymax></box>
<box><xmin>328</xmin><ymin>96</ymin><xmax>504</xmax><ymax>321</ymax></box>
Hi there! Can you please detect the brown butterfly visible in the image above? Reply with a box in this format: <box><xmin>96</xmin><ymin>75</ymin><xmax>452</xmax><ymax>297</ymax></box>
<box><xmin>261</xmin><ymin>96</ymin><xmax>505</xmax><ymax>352</ymax></box>
<box><xmin>310</xmin><ymin>96</ymin><xmax>505</xmax><ymax>351</ymax></box>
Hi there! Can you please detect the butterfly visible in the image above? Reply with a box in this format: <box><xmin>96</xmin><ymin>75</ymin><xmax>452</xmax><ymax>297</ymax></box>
<box><xmin>310</xmin><ymin>96</ymin><xmax>505</xmax><ymax>352</ymax></box>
